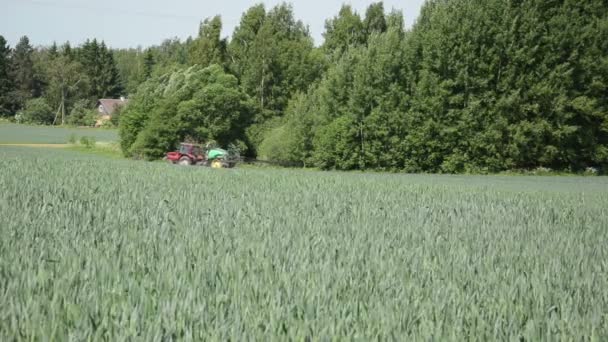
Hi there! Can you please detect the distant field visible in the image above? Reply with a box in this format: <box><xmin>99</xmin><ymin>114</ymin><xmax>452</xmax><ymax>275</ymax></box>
<box><xmin>0</xmin><ymin>123</ymin><xmax>118</xmax><ymax>144</ymax></box>
<box><xmin>1</xmin><ymin>146</ymin><xmax>607</xmax><ymax>340</ymax></box>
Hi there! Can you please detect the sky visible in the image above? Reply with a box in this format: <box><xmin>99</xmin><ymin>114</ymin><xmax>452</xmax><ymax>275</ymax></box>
<box><xmin>1</xmin><ymin>0</ymin><xmax>426</xmax><ymax>49</ymax></box>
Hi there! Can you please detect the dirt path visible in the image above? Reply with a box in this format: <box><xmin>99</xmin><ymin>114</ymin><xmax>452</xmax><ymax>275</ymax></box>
<box><xmin>0</xmin><ymin>144</ymin><xmax>69</xmax><ymax>148</ymax></box>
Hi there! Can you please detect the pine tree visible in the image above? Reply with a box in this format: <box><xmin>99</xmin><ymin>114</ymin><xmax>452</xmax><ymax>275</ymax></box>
<box><xmin>61</xmin><ymin>41</ymin><xmax>73</xmax><ymax>60</ymax></box>
<box><xmin>0</xmin><ymin>35</ymin><xmax>15</xmax><ymax>116</ymax></box>
<box><xmin>99</xmin><ymin>42</ymin><xmax>123</xmax><ymax>97</ymax></box>
<box><xmin>142</xmin><ymin>48</ymin><xmax>155</xmax><ymax>79</ymax></box>
<box><xmin>49</xmin><ymin>41</ymin><xmax>58</xmax><ymax>60</ymax></box>
<box><xmin>79</xmin><ymin>39</ymin><xmax>123</xmax><ymax>99</ymax></box>
<box><xmin>10</xmin><ymin>36</ymin><xmax>35</xmax><ymax>108</ymax></box>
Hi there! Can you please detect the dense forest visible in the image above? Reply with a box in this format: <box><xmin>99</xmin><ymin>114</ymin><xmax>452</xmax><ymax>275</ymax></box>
<box><xmin>1</xmin><ymin>0</ymin><xmax>607</xmax><ymax>173</ymax></box>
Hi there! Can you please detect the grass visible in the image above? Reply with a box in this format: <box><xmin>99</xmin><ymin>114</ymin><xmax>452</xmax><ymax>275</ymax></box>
<box><xmin>67</xmin><ymin>142</ymin><xmax>124</xmax><ymax>159</ymax></box>
<box><xmin>0</xmin><ymin>122</ymin><xmax>118</xmax><ymax>144</ymax></box>
<box><xmin>0</xmin><ymin>146</ymin><xmax>607</xmax><ymax>340</ymax></box>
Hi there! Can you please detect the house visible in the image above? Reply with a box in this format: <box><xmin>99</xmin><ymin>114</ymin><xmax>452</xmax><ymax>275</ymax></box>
<box><xmin>96</xmin><ymin>97</ymin><xmax>129</xmax><ymax>126</ymax></box>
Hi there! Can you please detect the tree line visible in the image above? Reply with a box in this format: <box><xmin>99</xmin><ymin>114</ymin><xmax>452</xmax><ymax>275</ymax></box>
<box><xmin>2</xmin><ymin>0</ymin><xmax>607</xmax><ymax>172</ymax></box>
<box><xmin>0</xmin><ymin>37</ymin><xmax>123</xmax><ymax>125</ymax></box>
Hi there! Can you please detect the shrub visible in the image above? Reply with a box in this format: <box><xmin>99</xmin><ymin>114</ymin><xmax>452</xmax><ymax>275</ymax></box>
<box><xmin>79</xmin><ymin>136</ymin><xmax>96</xmax><ymax>149</ymax></box>
<box><xmin>67</xmin><ymin>100</ymin><xmax>97</xmax><ymax>127</ymax></box>
<box><xmin>16</xmin><ymin>98</ymin><xmax>54</xmax><ymax>125</ymax></box>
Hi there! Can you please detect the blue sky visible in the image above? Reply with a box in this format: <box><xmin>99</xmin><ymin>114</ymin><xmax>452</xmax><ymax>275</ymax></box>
<box><xmin>2</xmin><ymin>0</ymin><xmax>426</xmax><ymax>49</ymax></box>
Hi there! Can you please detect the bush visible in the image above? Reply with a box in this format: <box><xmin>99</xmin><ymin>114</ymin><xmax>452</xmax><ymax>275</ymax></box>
<box><xmin>258</xmin><ymin>125</ymin><xmax>300</xmax><ymax>165</ymax></box>
<box><xmin>79</xmin><ymin>136</ymin><xmax>96</xmax><ymax>149</ymax></box>
<box><xmin>110</xmin><ymin>105</ymin><xmax>123</xmax><ymax>127</ymax></box>
<box><xmin>15</xmin><ymin>98</ymin><xmax>54</xmax><ymax>125</ymax></box>
<box><xmin>67</xmin><ymin>100</ymin><xmax>97</xmax><ymax>127</ymax></box>
<box><xmin>68</xmin><ymin>134</ymin><xmax>77</xmax><ymax>144</ymax></box>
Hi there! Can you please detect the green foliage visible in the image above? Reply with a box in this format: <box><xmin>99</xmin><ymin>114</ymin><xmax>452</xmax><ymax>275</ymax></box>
<box><xmin>67</xmin><ymin>133</ymin><xmax>77</xmax><ymax>144</ymax></box>
<box><xmin>274</xmin><ymin>26</ymin><xmax>410</xmax><ymax>170</ymax></box>
<box><xmin>323</xmin><ymin>5</ymin><xmax>365</xmax><ymax>57</ymax></box>
<box><xmin>15</xmin><ymin>97</ymin><xmax>54</xmax><ymax>125</ymax></box>
<box><xmin>0</xmin><ymin>35</ymin><xmax>15</xmax><ymax>116</ymax></box>
<box><xmin>44</xmin><ymin>55</ymin><xmax>90</xmax><ymax>124</ymax></box>
<box><xmin>363</xmin><ymin>2</ymin><xmax>387</xmax><ymax>37</ymax></box>
<box><xmin>61</xmin><ymin>41</ymin><xmax>73</xmax><ymax>59</ymax></box>
<box><xmin>229</xmin><ymin>3</ymin><xmax>326</xmax><ymax>116</ymax></box>
<box><xmin>142</xmin><ymin>48</ymin><xmax>155</xmax><ymax>80</ymax></box>
<box><xmin>108</xmin><ymin>103</ymin><xmax>123</xmax><ymax>127</ymax></box>
<box><xmin>10</xmin><ymin>36</ymin><xmax>35</xmax><ymax>109</ymax></box>
<box><xmin>48</xmin><ymin>42</ymin><xmax>58</xmax><ymax>60</ymax></box>
<box><xmin>119</xmin><ymin>65</ymin><xmax>256</xmax><ymax>159</ymax></box>
<box><xmin>267</xmin><ymin>0</ymin><xmax>608</xmax><ymax>173</ymax></box>
<box><xmin>401</xmin><ymin>0</ymin><xmax>608</xmax><ymax>172</ymax></box>
<box><xmin>79</xmin><ymin>135</ymin><xmax>96</xmax><ymax>148</ymax></box>
<box><xmin>1</xmin><ymin>147</ymin><xmax>608</xmax><ymax>339</ymax></box>
<box><xmin>188</xmin><ymin>16</ymin><xmax>227</xmax><ymax>68</ymax></box>
<box><xmin>66</xmin><ymin>99</ymin><xmax>96</xmax><ymax>126</ymax></box>
<box><xmin>7</xmin><ymin>1</ymin><xmax>607</xmax><ymax>173</ymax></box>
<box><xmin>114</xmin><ymin>47</ymin><xmax>146</xmax><ymax>95</ymax></box>
<box><xmin>78</xmin><ymin>39</ymin><xmax>123</xmax><ymax>99</ymax></box>
<box><xmin>257</xmin><ymin>122</ymin><xmax>300</xmax><ymax>165</ymax></box>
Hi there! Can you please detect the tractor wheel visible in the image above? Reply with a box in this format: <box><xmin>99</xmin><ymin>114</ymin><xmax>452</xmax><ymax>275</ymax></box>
<box><xmin>211</xmin><ymin>159</ymin><xmax>224</xmax><ymax>169</ymax></box>
<box><xmin>178</xmin><ymin>157</ymin><xmax>192</xmax><ymax>166</ymax></box>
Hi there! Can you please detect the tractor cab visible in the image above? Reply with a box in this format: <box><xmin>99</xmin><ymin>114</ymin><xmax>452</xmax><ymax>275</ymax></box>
<box><xmin>166</xmin><ymin>143</ymin><xmax>205</xmax><ymax>165</ymax></box>
<box><xmin>179</xmin><ymin>143</ymin><xmax>202</xmax><ymax>156</ymax></box>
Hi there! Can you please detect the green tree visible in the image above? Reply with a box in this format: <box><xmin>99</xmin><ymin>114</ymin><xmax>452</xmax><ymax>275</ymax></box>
<box><xmin>120</xmin><ymin>65</ymin><xmax>256</xmax><ymax>159</ymax></box>
<box><xmin>0</xmin><ymin>35</ymin><xmax>15</xmax><ymax>116</ymax></box>
<box><xmin>188</xmin><ymin>16</ymin><xmax>227</xmax><ymax>68</ymax></box>
<box><xmin>363</xmin><ymin>2</ymin><xmax>387</xmax><ymax>38</ymax></box>
<box><xmin>322</xmin><ymin>5</ymin><xmax>365</xmax><ymax>57</ymax></box>
<box><xmin>44</xmin><ymin>55</ymin><xmax>89</xmax><ymax>125</ymax></box>
<box><xmin>66</xmin><ymin>99</ymin><xmax>97</xmax><ymax>126</ymax></box>
<box><xmin>48</xmin><ymin>42</ymin><xmax>58</xmax><ymax>60</ymax></box>
<box><xmin>61</xmin><ymin>41</ymin><xmax>73</xmax><ymax>60</ymax></box>
<box><xmin>10</xmin><ymin>36</ymin><xmax>35</xmax><ymax>108</ymax></box>
<box><xmin>79</xmin><ymin>39</ymin><xmax>123</xmax><ymax>99</ymax></box>
<box><xmin>228</xmin><ymin>3</ymin><xmax>326</xmax><ymax>154</ymax></box>
<box><xmin>142</xmin><ymin>48</ymin><xmax>155</xmax><ymax>79</ymax></box>
<box><xmin>16</xmin><ymin>98</ymin><xmax>54</xmax><ymax>124</ymax></box>
<box><xmin>114</xmin><ymin>47</ymin><xmax>144</xmax><ymax>95</ymax></box>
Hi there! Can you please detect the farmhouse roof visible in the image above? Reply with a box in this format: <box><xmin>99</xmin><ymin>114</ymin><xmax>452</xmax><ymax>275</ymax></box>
<box><xmin>97</xmin><ymin>98</ymin><xmax>129</xmax><ymax>115</ymax></box>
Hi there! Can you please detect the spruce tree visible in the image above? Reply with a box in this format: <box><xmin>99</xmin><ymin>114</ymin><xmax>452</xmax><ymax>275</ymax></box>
<box><xmin>79</xmin><ymin>39</ymin><xmax>123</xmax><ymax>99</ymax></box>
<box><xmin>0</xmin><ymin>35</ymin><xmax>15</xmax><ymax>116</ymax></box>
<box><xmin>10</xmin><ymin>36</ymin><xmax>35</xmax><ymax>108</ymax></box>
<box><xmin>48</xmin><ymin>42</ymin><xmax>58</xmax><ymax>60</ymax></box>
<box><xmin>142</xmin><ymin>48</ymin><xmax>155</xmax><ymax>79</ymax></box>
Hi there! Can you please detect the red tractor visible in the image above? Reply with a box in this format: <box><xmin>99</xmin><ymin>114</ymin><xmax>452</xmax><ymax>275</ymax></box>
<box><xmin>165</xmin><ymin>142</ymin><xmax>239</xmax><ymax>167</ymax></box>
<box><xmin>165</xmin><ymin>143</ymin><xmax>205</xmax><ymax>166</ymax></box>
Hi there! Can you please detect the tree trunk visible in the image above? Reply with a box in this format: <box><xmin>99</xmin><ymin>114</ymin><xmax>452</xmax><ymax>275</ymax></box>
<box><xmin>61</xmin><ymin>88</ymin><xmax>66</xmax><ymax>125</ymax></box>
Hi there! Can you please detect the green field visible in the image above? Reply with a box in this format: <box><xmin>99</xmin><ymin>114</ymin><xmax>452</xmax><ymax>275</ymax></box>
<box><xmin>1</xmin><ymin>147</ymin><xmax>607</xmax><ymax>340</ymax></box>
<box><xmin>0</xmin><ymin>123</ymin><xmax>118</xmax><ymax>144</ymax></box>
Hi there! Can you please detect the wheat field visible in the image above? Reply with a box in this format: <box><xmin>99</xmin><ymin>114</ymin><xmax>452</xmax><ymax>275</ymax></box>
<box><xmin>1</xmin><ymin>147</ymin><xmax>607</xmax><ymax>340</ymax></box>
